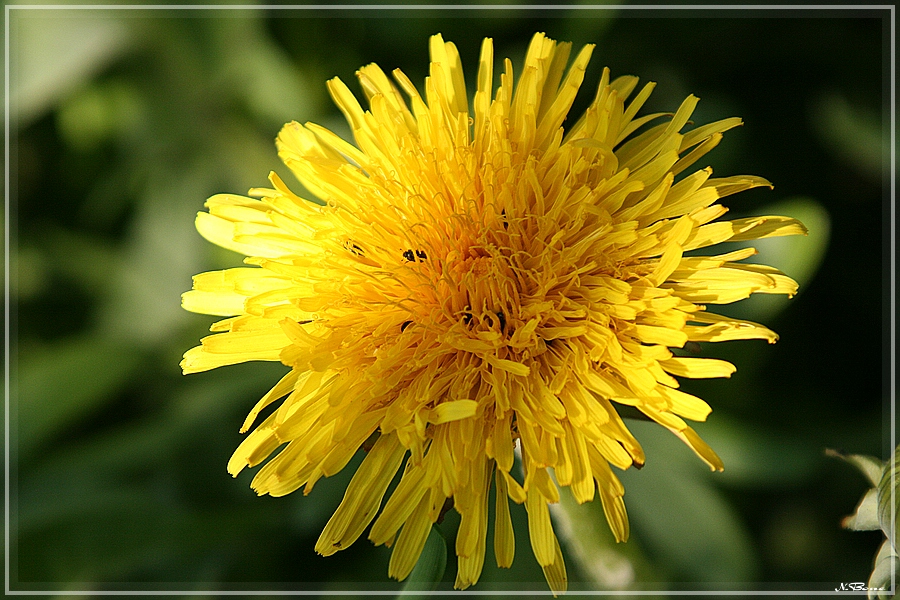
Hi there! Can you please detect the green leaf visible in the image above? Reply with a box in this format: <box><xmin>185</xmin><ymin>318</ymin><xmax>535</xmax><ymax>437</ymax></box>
<box><xmin>866</xmin><ymin>540</ymin><xmax>899</xmax><ymax>600</ymax></box>
<box><xmin>842</xmin><ymin>488</ymin><xmax>881</xmax><ymax>532</ymax></box>
<box><xmin>399</xmin><ymin>525</ymin><xmax>447</xmax><ymax>596</ymax></box>
<box><xmin>703</xmin><ymin>416</ymin><xmax>819</xmax><ymax>487</ymax></box>
<box><xmin>830</xmin><ymin>445</ymin><xmax>898</xmax><ymax>597</ymax></box>
<box><xmin>551</xmin><ymin>488</ymin><xmax>641</xmax><ymax>588</ymax></box>
<box><xmin>826</xmin><ymin>448</ymin><xmax>885</xmax><ymax>487</ymax></box>
<box><xmin>876</xmin><ymin>445</ymin><xmax>899</xmax><ymax>552</ymax></box>
<box><xmin>619</xmin><ymin>421</ymin><xmax>758</xmax><ymax>582</ymax></box>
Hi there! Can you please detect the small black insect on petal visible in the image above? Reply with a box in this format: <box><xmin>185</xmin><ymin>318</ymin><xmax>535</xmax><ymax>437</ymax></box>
<box><xmin>403</xmin><ymin>249</ymin><xmax>428</xmax><ymax>262</ymax></box>
<box><xmin>496</xmin><ymin>310</ymin><xmax>506</xmax><ymax>332</ymax></box>
<box><xmin>345</xmin><ymin>241</ymin><xmax>364</xmax><ymax>256</ymax></box>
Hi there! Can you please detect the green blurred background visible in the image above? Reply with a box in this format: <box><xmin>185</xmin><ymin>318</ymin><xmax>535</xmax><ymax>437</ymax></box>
<box><xmin>7</xmin><ymin>5</ymin><xmax>891</xmax><ymax>595</ymax></box>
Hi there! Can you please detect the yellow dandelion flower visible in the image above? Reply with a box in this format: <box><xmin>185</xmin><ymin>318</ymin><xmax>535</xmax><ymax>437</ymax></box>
<box><xmin>182</xmin><ymin>32</ymin><xmax>806</xmax><ymax>593</ymax></box>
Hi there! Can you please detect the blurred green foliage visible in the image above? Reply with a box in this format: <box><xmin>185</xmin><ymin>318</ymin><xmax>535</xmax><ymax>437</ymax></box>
<box><xmin>8</xmin><ymin>5</ymin><xmax>891</xmax><ymax>595</ymax></box>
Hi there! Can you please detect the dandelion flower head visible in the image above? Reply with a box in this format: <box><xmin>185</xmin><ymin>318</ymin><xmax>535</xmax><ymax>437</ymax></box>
<box><xmin>182</xmin><ymin>32</ymin><xmax>806</xmax><ymax>592</ymax></box>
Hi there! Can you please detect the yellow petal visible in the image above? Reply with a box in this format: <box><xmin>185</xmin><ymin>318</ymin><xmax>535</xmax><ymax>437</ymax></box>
<box><xmin>315</xmin><ymin>433</ymin><xmax>406</xmax><ymax>556</ymax></box>
<box><xmin>387</xmin><ymin>493</ymin><xmax>434</xmax><ymax>581</ymax></box>
<box><xmin>429</xmin><ymin>399</ymin><xmax>478</xmax><ymax>424</ymax></box>
<box><xmin>729</xmin><ymin>215</ymin><xmax>808</xmax><ymax>241</ymax></box>
<box><xmin>485</xmin><ymin>354</ymin><xmax>531</xmax><ymax>376</ymax></box>
<box><xmin>669</xmin><ymin>425</ymin><xmax>724</xmax><ymax>471</ymax></box>
<box><xmin>181</xmin><ymin>290</ymin><xmax>245</xmax><ymax>317</ymax></box>
<box><xmin>661</xmin><ymin>356</ymin><xmax>736</xmax><ymax>379</ymax></box>
<box><xmin>493</xmin><ymin>468</ymin><xmax>516</xmax><ymax>568</ymax></box>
